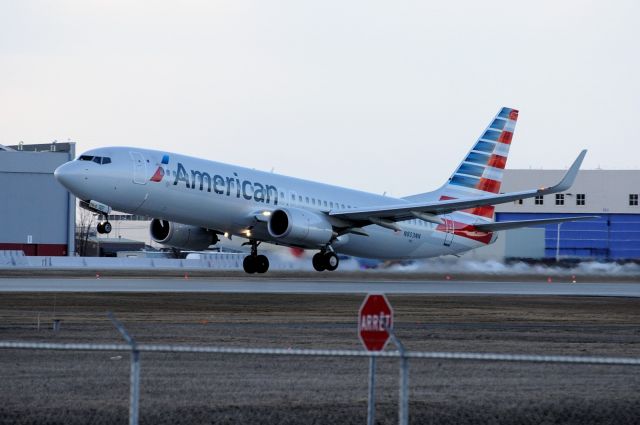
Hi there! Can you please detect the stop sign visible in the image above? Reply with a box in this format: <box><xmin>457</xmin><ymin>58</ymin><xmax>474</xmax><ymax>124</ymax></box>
<box><xmin>358</xmin><ymin>294</ymin><xmax>394</xmax><ymax>351</ymax></box>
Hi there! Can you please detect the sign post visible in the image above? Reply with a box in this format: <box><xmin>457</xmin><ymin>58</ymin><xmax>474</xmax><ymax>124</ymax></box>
<box><xmin>359</xmin><ymin>294</ymin><xmax>394</xmax><ymax>425</ymax></box>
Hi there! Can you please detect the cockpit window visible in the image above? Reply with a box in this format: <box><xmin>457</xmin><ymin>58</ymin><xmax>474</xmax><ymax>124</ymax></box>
<box><xmin>78</xmin><ymin>155</ymin><xmax>111</xmax><ymax>164</ymax></box>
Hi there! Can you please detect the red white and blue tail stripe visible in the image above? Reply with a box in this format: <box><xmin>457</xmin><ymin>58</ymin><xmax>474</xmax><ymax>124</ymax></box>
<box><xmin>437</xmin><ymin>107</ymin><xmax>518</xmax><ymax>219</ymax></box>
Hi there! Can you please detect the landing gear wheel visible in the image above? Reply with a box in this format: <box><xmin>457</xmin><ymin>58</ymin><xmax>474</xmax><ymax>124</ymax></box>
<box><xmin>102</xmin><ymin>221</ymin><xmax>112</xmax><ymax>234</ymax></box>
<box><xmin>243</xmin><ymin>255</ymin><xmax>256</xmax><ymax>274</ymax></box>
<box><xmin>97</xmin><ymin>221</ymin><xmax>112</xmax><ymax>234</ymax></box>
<box><xmin>324</xmin><ymin>252</ymin><xmax>339</xmax><ymax>271</ymax></box>
<box><xmin>255</xmin><ymin>255</ymin><xmax>269</xmax><ymax>274</ymax></box>
<box><xmin>312</xmin><ymin>253</ymin><xmax>326</xmax><ymax>272</ymax></box>
<box><xmin>242</xmin><ymin>240</ymin><xmax>270</xmax><ymax>274</ymax></box>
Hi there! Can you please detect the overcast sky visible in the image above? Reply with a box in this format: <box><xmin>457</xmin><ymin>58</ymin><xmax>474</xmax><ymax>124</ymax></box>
<box><xmin>1</xmin><ymin>0</ymin><xmax>638</xmax><ymax>196</ymax></box>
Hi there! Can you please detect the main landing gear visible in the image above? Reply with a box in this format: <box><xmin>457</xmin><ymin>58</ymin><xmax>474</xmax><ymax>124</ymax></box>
<box><xmin>242</xmin><ymin>240</ymin><xmax>269</xmax><ymax>274</ymax></box>
<box><xmin>312</xmin><ymin>250</ymin><xmax>339</xmax><ymax>272</ymax></box>
<box><xmin>96</xmin><ymin>219</ymin><xmax>112</xmax><ymax>234</ymax></box>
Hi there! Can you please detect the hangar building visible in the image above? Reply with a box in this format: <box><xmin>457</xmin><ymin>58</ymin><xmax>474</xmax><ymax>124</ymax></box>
<box><xmin>497</xmin><ymin>169</ymin><xmax>640</xmax><ymax>260</ymax></box>
<box><xmin>0</xmin><ymin>142</ymin><xmax>75</xmax><ymax>256</ymax></box>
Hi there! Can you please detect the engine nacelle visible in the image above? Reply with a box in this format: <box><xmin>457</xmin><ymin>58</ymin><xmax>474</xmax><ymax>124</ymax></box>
<box><xmin>267</xmin><ymin>207</ymin><xmax>335</xmax><ymax>247</ymax></box>
<box><xmin>150</xmin><ymin>219</ymin><xmax>218</xmax><ymax>251</ymax></box>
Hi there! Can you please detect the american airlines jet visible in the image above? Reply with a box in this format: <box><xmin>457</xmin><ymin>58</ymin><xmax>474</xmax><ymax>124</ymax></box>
<box><xmin>54</xmin><ymin>107</ymin><xmax>594</xmax><ymax>273</ymax></box>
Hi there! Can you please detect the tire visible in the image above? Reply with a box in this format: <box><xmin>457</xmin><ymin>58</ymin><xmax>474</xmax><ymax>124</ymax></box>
<box><xmin>312</xmin><ymin>253</ymin><xmax>326</xmax><ymax>272</ymax></box>
<box><xmin>96</xmin><ymin>222</ymin><xmax>105</xmax><ymax>234</ymax></box>
<box><xmin>324</xmin><ymin>252</ymin><xmax>339</xmax><ymax>271</ymax></box>
<box><xmin>243</xmin><ymin>255</ymin><xmax>256</xmax><ymax>274</ymax></box>
<box><xmin>256</xmin><ymin>255</ymin><xmax>269</xmax><ymax>274</ymax></box>
<box><xmin>103</xmin><ymin>221</ymin><xmax>112</xmax><ymax>234</ymax></box>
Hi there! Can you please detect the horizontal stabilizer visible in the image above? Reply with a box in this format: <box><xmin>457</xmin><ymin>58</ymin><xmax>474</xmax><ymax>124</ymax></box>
<box><xmin>474</xmin><ymin>215</ymin><xmax>599</xmax><ymax>232</ymax></box>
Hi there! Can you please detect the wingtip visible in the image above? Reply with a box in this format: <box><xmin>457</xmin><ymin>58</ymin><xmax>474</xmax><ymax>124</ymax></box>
<box><xmin>541</xmin><ymin>149</ymin><xmax>587</xmax><ymax>194</ymax></box>
<box><xmin>573</xmin><ymin>149</ymin><xmax>588</xmax><ymax>169</ymax></box>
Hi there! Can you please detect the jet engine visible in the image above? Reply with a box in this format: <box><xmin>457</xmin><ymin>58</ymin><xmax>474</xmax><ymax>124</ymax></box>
<box><xmin>267</xmin><ymin>207</ymin><xmax>335</xmax><ymax>247</ymax></box>
<box><xmin>150</xmin><ymin>219</ymin><xmax>218</xmax><ymax>251</ymax></box>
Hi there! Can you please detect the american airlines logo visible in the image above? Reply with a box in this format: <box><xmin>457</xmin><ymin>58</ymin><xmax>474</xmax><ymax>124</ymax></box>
<box><xmin>149</xmin><ymin>154</ymin><xmax>169</xmax><ymax>182</ymax></box>
<box><xmin>151</xmin><ymin>155</ymin><xmax>280</xmax><ymax>204</ymax></box>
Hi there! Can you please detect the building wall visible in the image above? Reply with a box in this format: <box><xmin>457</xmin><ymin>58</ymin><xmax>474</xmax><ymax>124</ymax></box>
<box><xmin>496</xmin><ymin>170</ymin><xmax>640</xmax><ymax>260</ymax></box>
<box><xmin>498</xmin><ymin>170</ymin><xmax>639</xmax><ymax>215</ymax></box>
<box><xmin>0</xmin><ymin>146</ymin><xmax>75</xmax><ymax>256</ymax></box>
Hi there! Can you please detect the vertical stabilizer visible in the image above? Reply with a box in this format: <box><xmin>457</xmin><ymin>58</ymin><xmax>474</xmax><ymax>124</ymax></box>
<box><xmin>436</xmin><ymin>106</ymin><xmax>519</xmax><ymax>219</ymax></box>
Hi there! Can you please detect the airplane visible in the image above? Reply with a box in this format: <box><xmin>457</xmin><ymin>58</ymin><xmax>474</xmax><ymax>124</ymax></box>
<box><xmin>54</xmin><ymin>107</ymin><xmax>596</xmax><ymax>274</ymax></box>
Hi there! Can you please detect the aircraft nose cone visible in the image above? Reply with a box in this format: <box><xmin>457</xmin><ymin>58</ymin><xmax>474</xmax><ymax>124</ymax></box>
<box><xmin>54</xmin><ymin>161</ymin><xmax>84</xmax><ymax>193</ymax></box>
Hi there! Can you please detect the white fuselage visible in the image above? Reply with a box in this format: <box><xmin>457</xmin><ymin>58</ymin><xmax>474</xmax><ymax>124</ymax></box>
<box><xmin>55</xmin><ymin>147</ymin><xmax>489</xmax><ymax>259</ymax></box>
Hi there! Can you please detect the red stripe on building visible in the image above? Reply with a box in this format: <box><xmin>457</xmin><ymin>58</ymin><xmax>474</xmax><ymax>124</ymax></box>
<box><xmin>498</xmin><ymin>131</ymin><xmax>513</xmax><ymax>144</ymax></box>
<box><xmin>487</xmin><ymin>154</ymin><xmax>507</xmax><ymax>169</ymax></box>
<box><xmin>436</xmin><ymin>220</ymin><xmax>493</xmax><ymax>244</ymax></box>
<box><xmin>508</xmin><ymin>110</ymin><xmax>519</xmax><ymax>120</ymax></box>
<box><xmin>0</xmin><ymin>243</ymin><xmax>67</xmax><ymax>256</ymax></box>
<box><xmin>476</xmin><ymin>177</ymin><xmax>501</xmax><ymax>194</ymax></box>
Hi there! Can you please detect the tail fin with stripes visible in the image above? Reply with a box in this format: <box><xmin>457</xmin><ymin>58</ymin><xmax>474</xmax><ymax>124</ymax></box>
<box><xmin>436</xmin><ymin>107</ymin><xmax>519</xmax><ymax>218</ymax></box>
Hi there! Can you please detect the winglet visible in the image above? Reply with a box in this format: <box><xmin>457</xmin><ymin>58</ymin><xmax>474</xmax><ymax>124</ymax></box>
<box><xmin>540</xmin><ymin>149</ymin><xmax>587</xmax><ymax>194</ymax></box>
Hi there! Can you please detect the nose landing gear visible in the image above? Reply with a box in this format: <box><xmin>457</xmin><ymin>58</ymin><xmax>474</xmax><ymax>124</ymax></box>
<box><xmin>242</xmin><ymin>240</ymin><xmax>269</xmax><ymax>274</ymax></box>
<box><xmin>79</xmin><ymin>200</ymin><xmax>113</xmax><ymax>235</ymax></box>
<box><xmin>312</xmin><ymin>250</ymin><xmax>339</xmax><ymax>272</ymax></box>
<box><xmin>97</xmin><ymin>220</ymin><xmax>112</xmax><ymax>234</ymax></box>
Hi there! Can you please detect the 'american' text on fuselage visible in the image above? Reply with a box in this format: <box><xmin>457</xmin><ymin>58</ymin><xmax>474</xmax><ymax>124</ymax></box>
<box><xmin>172</xmin><ymin>162</ymin><xmax>279</xmax><ymax>205</ymax></box>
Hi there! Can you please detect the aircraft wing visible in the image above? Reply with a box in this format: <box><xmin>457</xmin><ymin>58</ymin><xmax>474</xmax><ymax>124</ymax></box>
<box><xmin>474</xmin><ymin>215</ymin><xmax>599</xmax><ymax>232</ymax></box>
<box><xmin>330</xmin><ymin>150</ymin><xmax>587</xmax><ymax>224</ymax></box>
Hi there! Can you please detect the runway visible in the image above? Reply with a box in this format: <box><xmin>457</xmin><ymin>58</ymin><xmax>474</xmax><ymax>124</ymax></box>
<box><xmin>1</xmin><ymin>277</ymin><xmax>640</xmax><ymax>297</ymax></box>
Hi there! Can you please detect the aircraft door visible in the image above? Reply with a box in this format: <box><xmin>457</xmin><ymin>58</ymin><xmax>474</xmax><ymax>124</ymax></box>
<box><xmin>130</xmin><ymin>151</ymin><xmax>147</xmax><ymax>185</ymax></box>
<box><xmin>443</xmin><ymin>215</ymin><xmax>455</xmax><ymax>246</ymax></box>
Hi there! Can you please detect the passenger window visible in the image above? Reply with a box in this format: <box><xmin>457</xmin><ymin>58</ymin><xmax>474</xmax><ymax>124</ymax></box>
<box><xmin>341</xmin><ymin>204</ymin><xmax>345</xmax><ymax>209</ymax></box>
<box><xmin>330</xmin><ymin>202</ymin><xmax>334</xmax><ymax>208</ymax></box>
<box><xmin>312</xmin><ymin>199</ymin><xmax>316</xmax><ymax>205</ymax></box>
<box><xmin>299</xmin><ymin>195</ymin><xmax>303</xmax><ymax>202</ymax></box>
<box><xmin>323</xmin><ymin>200</ymin><xmax>328</xmax><ymax>207</ymax></box>
<box><xmin>306</xmin><ymin>197</ymin><xmax>309</xmax><ymax>204</ymax></box>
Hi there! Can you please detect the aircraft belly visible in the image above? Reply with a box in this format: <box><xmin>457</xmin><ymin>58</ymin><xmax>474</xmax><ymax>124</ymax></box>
<box><xmin>337</xmin><ymin>226</ymin><xmax>427</xmax><ymax>260</ymax></box>
<box><xmin>336</xmin><ymin>225</ymin><xmax>486</xmax><ymax>260</ymax></box>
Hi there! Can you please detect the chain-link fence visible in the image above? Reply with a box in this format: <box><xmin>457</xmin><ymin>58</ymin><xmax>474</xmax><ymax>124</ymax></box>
<box><xmin>2</xmin><ymin>341</ymin><xmax>640</xmax><ymax>425</ymax></box>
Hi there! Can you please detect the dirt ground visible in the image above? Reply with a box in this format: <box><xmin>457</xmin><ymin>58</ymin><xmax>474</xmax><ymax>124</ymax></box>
<box><xmin>1</xmin><ymin>293</ymin><xmax>640</xmax><ymax>424</ymax></box>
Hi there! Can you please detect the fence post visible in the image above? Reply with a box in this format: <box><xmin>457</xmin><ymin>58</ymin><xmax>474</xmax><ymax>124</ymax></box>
<box><xmin>130</xmin><ymin>349</ymin><xmax>140</xmax><ymax>425</ymax></box>
<box><xmin>367</xmin><ymin>355</ymin><xmax>376</xmax><ymax>425</ymax></box>
<box><xmin>389</xmin><ymin>331</ymin><xmax>409</xmax><ymax>425</ymax></box>
<box><xmin>399</xmin><ymin>352</ymin><xmax>409</xmax><ymax>425</ymax></box>
<box><xmin>108</xmin><ymin>312</ymin><xmax>140</xmax><ymax>425</ymax></box>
